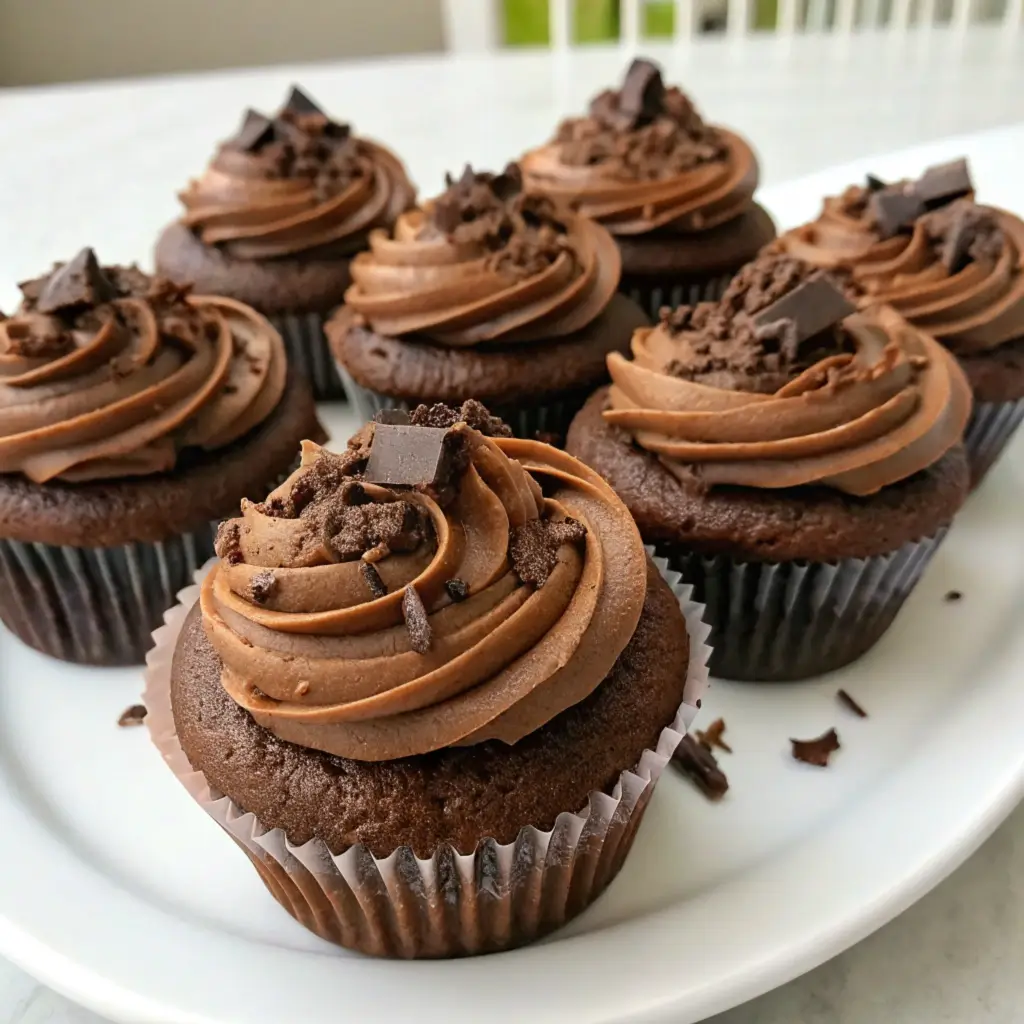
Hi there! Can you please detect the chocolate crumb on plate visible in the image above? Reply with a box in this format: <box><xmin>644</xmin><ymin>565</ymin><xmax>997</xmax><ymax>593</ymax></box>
<box><xmin>837</xmin><ymin>689</ymin><xmax>868</xmax><ymax>718</ymax></box>
<box><xmin>672</xmin><ymin>735</ymin><xmax>729</xmax><ymax>800</ymax></box>
<box><xmin>945</xmin><ymin>590</ymin><xmax>963</xmax><ymax>602</ymax></box>
<box><xmin>696</xmin><ymin>717</ymin><xmax>732</xmax><ymax>753</ymax></box>
<box><xmin>360</xmin><ymin>561</ymin><xmax>387</xmax><ymax>599</ymax></box>
<box><xmin>402</xmin><ymin>584</ymin><xmax>433</xmax><ymax>654</ymax></box>
<box><xmin>790</xmin><ymin>728</ymin><xmax>841</xmax><ymax>767</ymax></box>
<box><xmin>117</xmin><ymin>704</ymin><xmax>147</xmax><ymax>728</ymax></box>
<box><xmin>445</xmin><ymin>578</ymin><xmax>469</xmax><ymax>602</ymax></box>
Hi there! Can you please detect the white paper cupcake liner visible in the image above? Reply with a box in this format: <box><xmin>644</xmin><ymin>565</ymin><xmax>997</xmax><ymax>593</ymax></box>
<box><xmin>144</xmin><ymin>549</ymin><xmax>710</xmax><ymax>958</ymax></box>
<box><xmin>659</xmin><ymin>528</ymin><xmax>947</xmax><ymax>682</ymax></box>
<box><xmin>269</xmin><ymin>311</ymin><xmax>347</xmax><ymax>402</ymax></box>
<box><xmin>962</xmin><ymin>397</ymin><xmax>1024</xmax><ymax>489</ymax></box>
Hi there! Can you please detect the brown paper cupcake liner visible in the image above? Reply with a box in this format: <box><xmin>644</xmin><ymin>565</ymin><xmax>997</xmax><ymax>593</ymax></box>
<box><xmin>962</xmin><ymin>397</ymin><xmax>1024</xmax><ymax>489</ymax></box>
<box><xmin>620</xmin><ymin>272</ymin><xmax>734</xmax><ymax>320</ymax></box>
<box><xmin>336</xmin><ymin>363</ymin><xmax>595</xmax><ymax>445</ymax></box>
<box><xmin>657</xmin><ymin>529</ymin><xmax>948</xmax><ymax>682</ymax></box>
<box><xmin>144</xmin><ymin>550</ymin><xmax>711</xmax><ymax>958</ymax></box>
<box><xmin>269</xmin><ymin>311</ymin><xmax>347</xmax><ymax>402</ymax></box>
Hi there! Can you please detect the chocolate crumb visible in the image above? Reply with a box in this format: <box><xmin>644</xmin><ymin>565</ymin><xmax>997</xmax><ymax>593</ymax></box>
<box><xmin>945</xmin><ymin>590</ymin><xmax>963</xmax><ymax>602</ymax></box>
<box><xmin>837</xmin><ymin>689</ymin><xmax>868</xmax><ymax>718</ymax></box>
<box><xmin>214</xmin><ymin>520</ymin><xmax>242</xmax><ymax>564</ymax></box>
<box><xmin>360</xmin><ymin>560</ymin><xmax>387</xmax><ymax>599</ymax></box>
<box><xmin>510</xmin><ymin>517</ymin><xmax>587</xmax><ymax>586</ymax></box>
<box><xmin>790</xmin><ymin>728</ymin><xmax>840</xmax><ymax>767</ymax></box>
<box><xmin>696</xmin><ymin>717</ymin><xmax>732</xmax><ymax>753</ymax></box>
<box><xmin>672</xmin><ymin>734</ymin><xmax>729</xmax><ymax>800</ymax></box>
<box><xmin>445</xmin><ymin>578</ymin><xmax>469</xmax><ymax>602</ymax></box>
<box><xmin>409</xmin><ymin>399</ymin><xmax>512</xmax><ymax>438</ymax></box>
<box><xmin>249</xmin><ymin>570</ymin><xmax>277</xmax><ymax>605</ymax></box>
<box><xmin>402</xmin><ymin>584</ymin><xmax>433</xmax><ymax>654</ymax></box>
<box><xmin>117</xmin><ymin>704</ymin><xmax>147</xmax><ymax>728</ymax></box>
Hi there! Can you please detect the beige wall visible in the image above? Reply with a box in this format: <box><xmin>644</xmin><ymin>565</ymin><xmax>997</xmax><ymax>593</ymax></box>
<box><xmin>0</xmin><ymin>0</ymin><xmax>445</xmax><ymax>87</ymax></box>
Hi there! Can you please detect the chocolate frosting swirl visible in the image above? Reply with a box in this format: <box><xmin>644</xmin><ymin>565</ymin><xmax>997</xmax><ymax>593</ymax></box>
<box><xmin>781</xmin><ymin>177</ymin><xmax>1024</xmax><ymax>355</ymax></box>
<box><xmin>0</xmin><ymin>249</ymin><xmax>286</xmax><ymax>483</ymax></box>
<box><xmin>179</xmin><ymin>86</ymin><xmax>415</xmax><ymax>260</ymax></box>
<box><xmin>200</xmin><ymin>403</ymin><xmax>646</xmax><ymax>761</ymax></box>
<box><xmin>605</xmin><ymin>253</ymin><xmax>971</xmax><ymax>495</ymax></box>
<box><xmin>342</xmin><ymin>164</ymin><xmax>620</xmax><ymax>346</ymax></box>
<box><xmin>520</xmin><ymin>58</ymin><xmax>760</xmax><ymax>237</ymax></box>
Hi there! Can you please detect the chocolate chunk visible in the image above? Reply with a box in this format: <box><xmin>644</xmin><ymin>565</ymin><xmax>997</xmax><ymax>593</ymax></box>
<box><xmin>751</xmin><ymin>275</ymin><xmax>855</xmax><ymax>345</ymax></box>
<box><xmin>402</xmin><ymin>584</ymin><xmax>432</xmax><ymax>654</ymax></box>
<box><xmin>431</xmin><ymin>193</ymin><xmax>464</xmax><ymax>234</ymax></box>
<box><xmin>117</xmin><ymin>704</ymin><xmax>147</xmax><ymax>728</ymax></box>
<box><xmin>945</xmin><ymin>589</ymin><xmax>963</xmax><ymax>602</ymax></box>
<box><xmin>837</xmin><ymin>689</ymin><xmax>868</xmax><ymax>718</ymax></box>
<box><xmin>941</xmin><ymin>205</ymin><xmax>976</xmax><ymax>273</ymax></box>
<box><xmin>2</xmin><ymin>317</ymin><xmax>73</xmax><ymax>359</ymax></box>
<box><xmin>915</xmin><ymin>157</ymin><xmax>972</xmax><ymax>210</ymax></box>
<box><xmin>360</xmin><ymin>560</ymin><xmax>387</xmax><ymax>599</ymax></box>
<box><xmin>365</xmin><ymin>423</ymin><xmax>458</xmax><ymax>489</ymax></box>
<box><xmin>790</xmin><ymin>728</ymin><xmax>840</xmax><ymax>767</ymax></box>
<box><xmin>510</xmin><ymin>517</ymin><xmax>587</xmax><ymax>587</ymax></box>
<box><xmin>234</xmin><ymin>108</ymin><xmax>275</xmax><ymax>151</ymax></box>
<box><xmin>249</xmin><ymin>570</ymin><xmax>277</xmax><ymax>604</ymax></box>
<box><xmin>868</xmin><ymin>187</ymin><xmax>925</xmax><ymax>239</ymax></box>
<box><xmin>865</xmin><ymin>173</ymin><xmax>887</xmax><ymax>192</ymax></box>
<box><xmin>214</xmin><ymin>520</ymin><xmax>243</xmax><ymax>564</ymax></box>
<box><xmin>409</xmin><ymin>400</ymin><xmax>512</xmax><ymax>438</ymax></box>
<box><xmin>696</xmin><ymin>717</ymin><xmax>732</xmax><ymax>753</ymax></box>
<box><xmin>36</xmin><ymin>248</ymin><xmax>117</xmax><ymax>315</ymax></box>
<box><xmin>283</xmin><ymin>85</ymin><xmax>325</xmax><ymax>117</ymax></box>
<box><xmin>618</xmin><ymin>58</ymin><xmax>665</xmax><ymax>126</ymax></box>
<box><xmin>445</xmin><ymin>578</ymin><xmax>469</xmax><ymax>602</ymax></box>
<box><xmin>374</xmin><ymin>409</ymin><xmax>412</xmax><ymax>425</ymax></box>
<box><xmin>672</xmin><ymin>734</ymin><xmax>729</xmax><ymax>800</ymax></box>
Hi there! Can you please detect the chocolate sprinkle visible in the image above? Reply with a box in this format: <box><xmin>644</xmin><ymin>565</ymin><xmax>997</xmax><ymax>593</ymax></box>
<box><xmin>672</xmin><ymin>734</ymin><xmax>729</xmax><ymax>800</ymax></box>
<box><xmin>751</xmin><ymin>274</ymin><xmax>856</xmax><ymax>346</ymax></box>
<box><xmin>837</xmin><ymin>689</ymin><xmax>868</xmax><ymax>718</ymax></box>
<box><xmin>249</xmin><ymin>570</ymin><xmax>277</xmax><ymax>605</ymax></box>
<box><xmin>360</xmin><ymin>560</ymin><xmax>388</xmax><ymax>599</ymax></box>
<box><xmin>510</xmin><ymin>517</ymin><xmax>587</xmax><ymax>587</ymax></box>
<box><xmin>402</xmin><ymin>584</ymin><xmax>432</xmax><ymax>654</ymax></box>
<box><xmin>696</xmin><ymin>717</ymin><xmax>732</xmax><ymax>753</ymax></box>
<box><xmin>117</xmin><ymin>704</ymin><xmax>147</xmax><ymax>728</ymax></box>
<box><xmin>790</xmin><ymin>728</ymin><xmax>841</xmax><ymax>767</ymax></box>
<box><xmin>445</xmin><ymin>578</ymin><xmax>469</xmax><ymax>602</ymax></box>
<box><xmin>35</xmin><ymin>248</ymin><xmax>117</xmax><ymax>315</ymax></box>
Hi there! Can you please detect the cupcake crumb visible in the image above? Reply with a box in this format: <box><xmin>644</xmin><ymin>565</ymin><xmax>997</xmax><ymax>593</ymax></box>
<box><xmin>117</xmin><ymin>704</ymin><xmax>147</xmax><ymax>728</ymax></box>
<box><xmin>944</xmin><ymin>590</ymin><xmax>963</xmax><ymax>602</ymax></box>
<box><xmin>837</xmin><ymin>689</ymin><xmax>867</xmax><ymax>718</ymax></box>
<box><xmin>672</xmin><ymin>734</ymin><xmax>729</xmax><ymax>800</ymax></box>
<box><xmin>790</xmin><ymin>728</ymin><xmax>840</xmax><ymax>767</ymax></box>
<box><xmin>445</xmin><ymin>578</ymin><xmax>469</xmax><ymax>602</ymax></box>
<box><xmin>249</xmin><ymin>570</ymin><xmax>277</xmax><ymax>604</ymax></box>
<box><xmin>510</xmin><ymin>517</ymin><xmax>587</xmax><ymax>587</ymax></box>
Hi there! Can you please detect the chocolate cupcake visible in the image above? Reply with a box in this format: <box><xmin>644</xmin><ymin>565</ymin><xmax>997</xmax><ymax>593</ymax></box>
<box><xmin>328</xmin><ymin>164</ymin><xmax>648</xmax><ymax>440</ymax></box>
<box><xmin>0</xmin><ymin>249</ymin><xmax>323</xmax><ymax>665</ymax></box>
<box><xmin>779</xmin><ymin>158</ymin><xmax>1024</xmax><ymax>486</ymax></box>
<box><xmin>155</xmin><ymin>86</ymin><xmax>415</xmax><ymax>400</ymax></box>
<box><xmin>520</xmin><ymin>58</ymin><xmax>776</xmax><ymax>318</ymax></box>
<box><xmin>566</xmin><ymin>252</ymin><xmax>971</xmax><ymax>681</ymax></box>
<box><xmin>145</xmin><ymin>404</ymin><xmax>709</xmax><ymax>957</ymax></box>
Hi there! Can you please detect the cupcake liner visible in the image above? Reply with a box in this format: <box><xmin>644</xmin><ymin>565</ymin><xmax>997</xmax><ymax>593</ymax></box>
<box><xmin>620</xmin><ymin>272</ymin><xmax>734</xmax><ymax>320</ymax></box>
<box><xmin>0</xmin><ymin>526</ymin><xmax>216</xmax><ymax>666</ymax></box>
<box><xmin>962</xmin><ymin>397</ymin><xmax>1024</xmax><ymax>489</ymax></box>
<box><xmin>144</xmin><ymin>549</ymin><xmax>711</xmax><ymax>958</ymax></box>
<box><xmin>337</xmin><ymin>363</ymin><xmax>595</xmax><ymax>444</ymax></box>
<box><xmin>657</xmin><ymin>529</ymin><xmax>948</xmax><ymax>682</ymax></box>
<box><xmin>269</xmin><ymin>311</ymin><xmax>347</xmax><ymax>402</ymax></box>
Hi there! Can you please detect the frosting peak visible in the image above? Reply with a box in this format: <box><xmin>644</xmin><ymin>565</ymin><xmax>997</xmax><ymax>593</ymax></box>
<box><xmin>202</xmin><ymin>404</ymin><xmax>646</xmax><ymax>761</ymax></box>
<box><xmin>342</xmin><ymin>163</ymin><xmax>620</xmax><ymax>346</ymax></box>
<box><xmin>179</xmin><ymin>85</ymin><xmax>415</xmax><ymax>260</ymax></box>
<box><xmin>605</xmin><ymin>251</ymin><xmax>971</xmax><ymax>495</ymax></box>
<box><xmin>0</xmin><ymin>249</ymin><xmax>286</xmax><ymax>483</ymax></box>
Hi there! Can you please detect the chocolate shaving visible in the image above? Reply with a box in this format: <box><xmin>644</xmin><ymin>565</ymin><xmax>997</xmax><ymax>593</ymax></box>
<box><xmin>248</xmin><ymin>570</ymin><xmax>277</xmax><ymax>605</ymax></box>
<box><xmin>790</xmin><ymin>728</ymin><xmax>840</xmax><ymax>767</ymax></box>
<box><xmin>35</xmin><ymin>248</ymin><xmax>117</xmax><ymax>315</ymax></box>
<box><xmin>868</xmin><ymin>187</ymin><xmax>925</xmax><ymax>239</ymax></box>
<box><xmin>752</xmin><ymin>274</ymin><xmax>856</xmax><ymax>346</ymax></box>
<box><xmin>837</xmin><ymin>689</ymin><xmax>868</xmax><ymax>718</ymax></box>
<box><xmin>402</xmin><ymin>584</ymin><xmax>432</xmax><ymax>654</ymax></box>
<box><xmin>510</xmin><ymin>517</ymin><xmax>587</xmax><ymax>587</ymax></box>
<box><xmin>117</xmin><ymin>704</ymin><xmax>147</xmax><ymax>728</ymax></box>
<box><xmin>672</xmin><ymin>734</ymin><xmax>729</xmax><ymax>800</ymax></box>
<box><xmin>445</xmin><ymin>578</ymin><xmax>469</xmax><ymax>602</ymax></box>
<box><xmin>915</xmin><ymin>157</ymin><xmax>972</xmax><ymax>210</ymax></box>
<box><xmin>696</xmin><ymin>717</ymin><xmax>732</xmax><ymax>753</ymax></box>
<box><xmin>360</xmin><ymin>560</ymin><xmax>387</xmax><ymax>599</ymax></box>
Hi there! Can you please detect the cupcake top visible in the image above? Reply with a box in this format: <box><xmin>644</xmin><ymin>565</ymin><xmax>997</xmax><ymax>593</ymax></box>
<box><xmin>0</xmin><ymin>248</ymin><xmax>286</xmax><ymax>483</ymax></box>
<box><xmin>341</xmin><ymin>163</ymin><xmax>620</xmax><ymax>346</ymax></box>
<box><xmin>519</xmin><ymin>58</ymin><xmax>759</xmax><ymax>237</ymax></box>
<box><xmin>178</xmin><ymin>86</ymin><xmax>415</xmax><ymax>261</ymax></box>
<box><xmin>201</xmin><ymin>401</ymin><xmax>646</xmax><ymax>761</ymax></box>
<box><xmin>605</xmin><ymin>251</ymin><xmax>971</xmax><ymax>495</ymax></box>
<box><xmin>780</xmin><ymin>159</ymin><xmax>1024</xmax><ymax>355</ymax></box>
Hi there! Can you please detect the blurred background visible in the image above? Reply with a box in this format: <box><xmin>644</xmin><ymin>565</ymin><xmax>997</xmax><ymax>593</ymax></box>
<box><xmin>0</xmin><ymin>0</ymin><xmax>1013</xmax><ymax>87</ymax></box>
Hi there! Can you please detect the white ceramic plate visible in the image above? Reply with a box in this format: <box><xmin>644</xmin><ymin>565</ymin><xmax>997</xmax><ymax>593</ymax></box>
<box><xmin>2</xmin><ymin>130</ymin><xmax>1024</xmax><ymax>1024</ymax></box>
